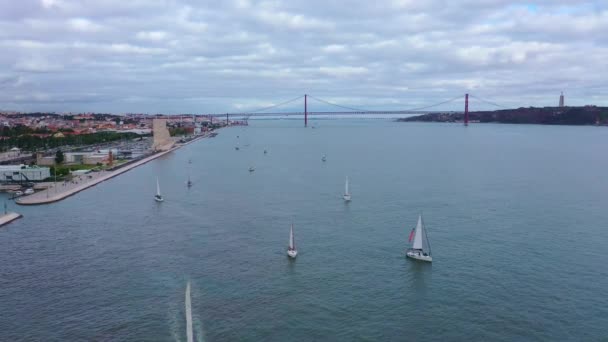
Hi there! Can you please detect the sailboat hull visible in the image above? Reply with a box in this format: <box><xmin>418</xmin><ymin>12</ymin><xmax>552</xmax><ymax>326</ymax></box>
<box><xmin>343</xmin><ymin>194</ymin><xmax>351</xmax><ymax>201</ymax></box>
<box><xmin>406</xmin><ymin>249</ymin><xmax>432</xmax><ymax>262</ymax></box>
<box><xmin>154</xmin><ymin>196</ymin><xmax>164</xmax><ymax>202</ymax></box>
<box><xmin>287</xmin><ymin>250</ymin><xmax>298</xmax><ymax>258</ymax></box>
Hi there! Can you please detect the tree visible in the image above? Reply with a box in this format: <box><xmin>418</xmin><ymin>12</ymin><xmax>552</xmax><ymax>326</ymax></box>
<box><xmin>55</xmin><ymin>150</ymin><xmax>64</xmax><ymax>164</ymax></box>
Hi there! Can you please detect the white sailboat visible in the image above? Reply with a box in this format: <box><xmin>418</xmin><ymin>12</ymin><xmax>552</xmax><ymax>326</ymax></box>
<box><xmin>343</xmin><ymin>176</ymin><xmax>351</xmax><ymax>201</ymax></box>
<box><xmin>154</xmin><ymin>177</ymin><xmax>164</xmax><ymax>202</ymax></box>
<box><xmin>287</xmin><ymin>224</ymin><xmax>297</xmax><ymax>258</ymax></box>
<box><xmin>406</xmin><ymin>215</ymin><xmax>432</xmax><ymax>262</ymax></box>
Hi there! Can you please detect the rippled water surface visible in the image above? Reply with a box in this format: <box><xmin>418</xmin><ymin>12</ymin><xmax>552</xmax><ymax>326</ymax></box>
<box><xmin>1</xmin><ymin>120</ymin><xmax>607</xmax><ymax>341</ymax></box>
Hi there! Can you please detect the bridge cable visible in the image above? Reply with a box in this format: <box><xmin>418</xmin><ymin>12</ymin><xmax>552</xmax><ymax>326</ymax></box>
<box><xmin>309</xmin><ymin>94</ymin><xmax>463</xmax><ymax>113</ymax></box>
<box><xmin>308</xmin><ymin>95</ymin><xmax>374</xmax><ymax>112</ymax></box>
<box><xmin>229</xmin><ymin>95</ymin><xmax>304</xmax><ymax>115</ymax></box>
<box><xmin>469</xmin><ymin>94</ymin><xmax>508</xmax><ymax>109</ymax></box>
<box><xmin>403</xmin><ymin>95</ymin><xmax>464</xmax><ymax>112</ymax></box>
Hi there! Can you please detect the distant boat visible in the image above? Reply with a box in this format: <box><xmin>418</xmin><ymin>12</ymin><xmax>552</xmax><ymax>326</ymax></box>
<box><xmin>322</xmin><ymin>155</ymin><xmax>327</xmax><ymax>162</ymax></box>
<box><xmin>343</xmin><ymin>176</ymin><xmax>351</xmax><ymax>201</ymax></box>
<box><xmin>264</xmin><ymin>149</ymin><xmax>267</xmax><ymax>154</ymax></box>
<box><xmin>249</xmin><ymin>166</ymin><xmax>255</xmax><ymax>172</ymax></box>
<box><xmin>188</xmin><ymin>159</ymin><xmax>192</xmax><ymax>164</ymax></box>
<box><xmin>186</xmin><ymin>175</ymin><xmax>192</xmax><ymax>188</ymax></box>
<box><xmin>235</xmin><ymin>146</ymin><xmax>240</xmax><ymax>151</ymax></box>
<box><xmin>287</xmin><ymin>224</ymin><xmax>297</xmax><ymax>258</ymax></box>
<box><xmin>406</xmin><ymin>215</ymin><xmax>432</xmax><ymax>262</ymax></box>
<box><xmin>154</xmin><ymin>177</ymin><xmax>164</xmax><ymax>202</ymax></box>
<box><xmin>24</xmin><ymin>188</ymin><xmax>34</xmax><ymax>195</ymax></box>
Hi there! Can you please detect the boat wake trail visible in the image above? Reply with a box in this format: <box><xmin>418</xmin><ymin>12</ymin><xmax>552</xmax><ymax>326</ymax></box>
<box><xmin>186</xmin><ymin>282</ymin><xmax>194</xmax><ymax>342</ymax></box>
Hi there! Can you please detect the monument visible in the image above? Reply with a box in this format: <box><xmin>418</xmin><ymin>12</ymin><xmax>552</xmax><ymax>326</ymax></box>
<box><xmin>152</xmin><ymin>119</ymin><xmax>174</xmax><ymax>151</ymax></box>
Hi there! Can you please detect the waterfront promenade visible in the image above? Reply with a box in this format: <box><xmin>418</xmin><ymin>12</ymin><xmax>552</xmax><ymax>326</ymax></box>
<box><xmin>15</xmin><ymin>134</ymin><xmax>208</xmax><ymax>205</ymax></box>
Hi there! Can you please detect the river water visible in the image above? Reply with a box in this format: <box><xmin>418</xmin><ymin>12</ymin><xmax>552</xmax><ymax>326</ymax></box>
<box><xmin>1</xmin><ymin>120</ymin><xmax>607</xmax><ymax>341</ymax></box>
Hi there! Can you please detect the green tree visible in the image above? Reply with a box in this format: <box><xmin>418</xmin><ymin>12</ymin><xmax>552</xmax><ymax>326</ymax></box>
<box><xmin>55</xmin><ymin>150</ymin><xmax>64</xmax><ymax>164</ymax></box>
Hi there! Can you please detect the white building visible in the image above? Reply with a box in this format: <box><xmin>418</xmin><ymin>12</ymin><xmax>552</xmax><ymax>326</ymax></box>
<box><xmin>0</xmin><ymin>165</ymin><xmax>51</xmax><ymax>182</ymax></box>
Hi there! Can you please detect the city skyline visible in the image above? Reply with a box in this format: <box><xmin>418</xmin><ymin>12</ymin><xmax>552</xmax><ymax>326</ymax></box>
<box><xmin>0</xmin><ymin>1</ymin><xmax>607</xmax><ymax>114</ymax></box>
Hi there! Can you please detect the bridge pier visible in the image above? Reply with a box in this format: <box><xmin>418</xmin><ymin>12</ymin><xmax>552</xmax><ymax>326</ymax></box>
<box><xmin>464</xmin><ymin>93</ymin><xmax>469</xmax><ymax>126</ymax></box>
<box><xmin>304</xmin><ymin>94</ymin><xmax>308</xmax><ymax>127</ymax></box>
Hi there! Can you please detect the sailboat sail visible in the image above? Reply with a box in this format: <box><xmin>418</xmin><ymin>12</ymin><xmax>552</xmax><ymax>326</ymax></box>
<box><xmin>408</xmin><ymin>228</ymin><xmax>415</xmax><ymax>242</ymax></box>
<box><xmin>289</xmin><ymin>224</ymin><xmax>295</xmax><ymax>250</ymax></box>
<box><xmin>421</xmin><ymin>216</ymin><xmax>432</xmax><ymax>255</ymax></box>
<box><xmin>156</xmin><ymin>177</ymin><xmax>161</xmax><ymax>196</ymax></box>
<box><xmin>345</xmin><ymin>177</ymin><xmax>349</xmax><ymax>195</ymax></box>
<box><xmin>412</xmin><ymin>215</ymin><xmax>424</xmax><ymax>250</ymax></box>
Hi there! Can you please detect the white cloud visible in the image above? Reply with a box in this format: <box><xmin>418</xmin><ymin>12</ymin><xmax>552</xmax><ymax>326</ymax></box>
<box><xmin>0</xmin><ymin>0</ymin><xmax>606</xmax><ymax>113</ymax></box>
<box><xmin>14</xmin><ymin>59</ymin><xmax>63</xmax><ymax>72</ymax></box>
<box><xmin>319</xmin><ymin>66</ymin><xmax>368</xmax><ymax>77</ymax></box>
<box><xmin>68</xmin><ymin>18</ymin><xmax>103</xmax><ymax>32</ymax></box>
<box><xmin>136</xmin><ymin>30</ymin><xmax>169</xmax><ymax>41</ymax></box>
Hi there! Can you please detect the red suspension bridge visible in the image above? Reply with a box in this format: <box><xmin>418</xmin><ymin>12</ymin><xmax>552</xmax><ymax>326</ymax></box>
<box><xmin>210</xmin><ymin>93</ymin><xmax>505</xmax><ymax>127</ymax></box>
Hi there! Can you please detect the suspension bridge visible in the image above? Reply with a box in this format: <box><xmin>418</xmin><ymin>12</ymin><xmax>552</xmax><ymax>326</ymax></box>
<box><xmin>208</xmin><ymin>93</ymin><xmax>505</xmax><ymax>127</ymax></box>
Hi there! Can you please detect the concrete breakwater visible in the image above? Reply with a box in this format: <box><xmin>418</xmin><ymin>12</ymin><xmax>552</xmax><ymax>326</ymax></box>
<box><xmin>0</xmin><ymin>212</ymin><xmax>23</xmax><ymax>227</ymax></box>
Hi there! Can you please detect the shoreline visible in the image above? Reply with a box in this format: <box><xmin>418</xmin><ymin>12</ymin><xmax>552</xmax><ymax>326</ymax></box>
<box><xmin>15</xmin><ymin>133</ymin><xmax>211</xmax><ymax>206</ymax></box>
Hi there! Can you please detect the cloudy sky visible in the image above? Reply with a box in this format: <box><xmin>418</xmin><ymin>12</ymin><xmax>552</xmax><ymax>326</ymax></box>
<box><xmin>0</xmin><ymin>0</ymin><xmax>606</xmax><ymax>114</ymax></box>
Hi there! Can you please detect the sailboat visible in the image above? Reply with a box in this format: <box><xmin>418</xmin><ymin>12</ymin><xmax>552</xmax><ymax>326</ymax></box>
<box><xmin>154</xmin><ymin>177</ymin><xmax>164</xmax><ymax>202</ymax></box>
<box><xmin>287</xmin><ymin>224</ymin><xmax>297</xmax><ymax>258</ymax></box>
<box><xmin>186</xmin><ymin>175</ymin><xmax>192</xmax><ymax>188</ymax></box>
<box><xmin>249</xmin><ymin>166</ymin><xmax>255</xmax><ymax>172</ymax></box>
<box><xmin>322</xmin><ymin>154</ymin><xmax>327</xmax><ymax>162</ymax></box>
<box><xmin>406</xmin><ymin>215</ymin><xmax>432</xmax><ymax>262</ymax></box>
<box><xmin>343</xmin><ymin>176</ymin><xmax>351</xmax><ymax>201</ymax></box>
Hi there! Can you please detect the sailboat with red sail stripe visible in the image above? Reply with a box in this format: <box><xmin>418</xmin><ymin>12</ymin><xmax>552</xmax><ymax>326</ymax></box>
<box><xmin>406</xmin><ymin>215</ymin><xmax>432</xmax><ymax>262</ymax></box>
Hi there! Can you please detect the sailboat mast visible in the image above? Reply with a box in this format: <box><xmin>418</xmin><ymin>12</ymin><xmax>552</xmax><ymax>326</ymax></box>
<box><xmin>422</xmin><ymin>215</ymin><xmax>431</xmax><ymax>255</ymax></box>
<box><xmin>289</xmin><ymin>224</ymin><xmax>295</xmax><ymax>249</ymax></box>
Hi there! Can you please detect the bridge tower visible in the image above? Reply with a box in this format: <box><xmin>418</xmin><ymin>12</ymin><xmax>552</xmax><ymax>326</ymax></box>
<box><xmin>304</xmin><ymin>94</ymin><xmax>308</xmax><ymax>127</ymax></box>
<box><xmin>464</xmin><ymin>93</ymin><xmax>469</xmax><ymax>126</ymax></box>
<box><xmin>226</xmin><ymin>113</ymin><xmax>229</xmax><ymax>125</ymax></box>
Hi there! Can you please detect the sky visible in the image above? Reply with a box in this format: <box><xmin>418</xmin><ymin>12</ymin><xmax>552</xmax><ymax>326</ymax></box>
<box><xmin>0</xmin><ymin>0</ymin><xmax>606</xmax><ymax>114</ymax></box>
